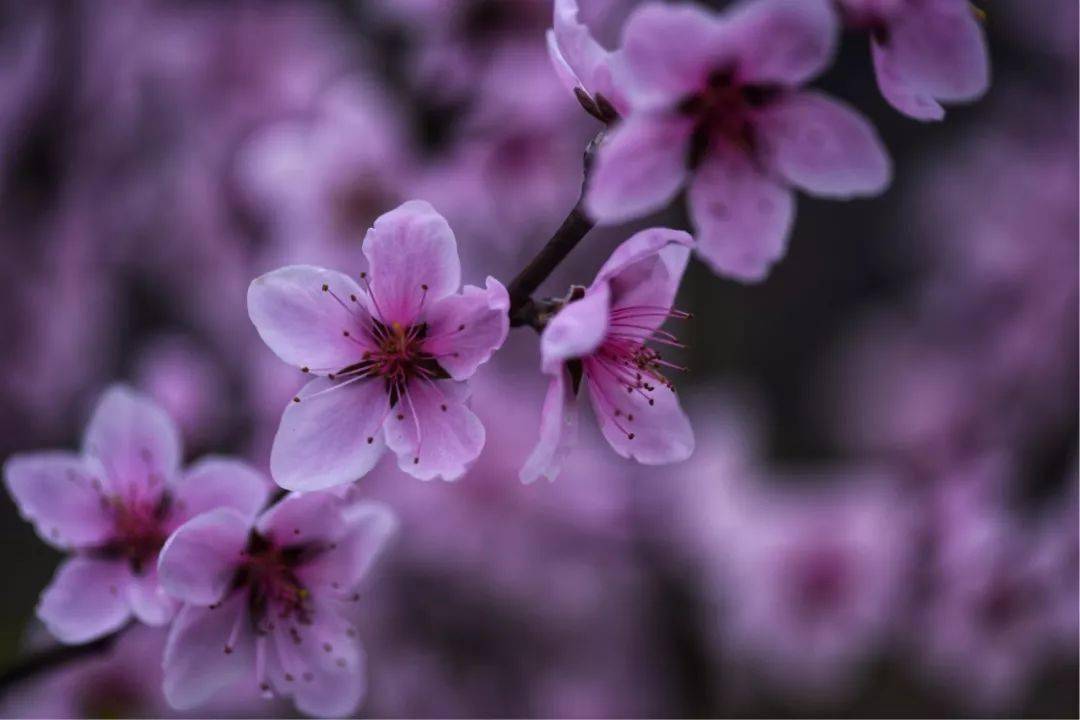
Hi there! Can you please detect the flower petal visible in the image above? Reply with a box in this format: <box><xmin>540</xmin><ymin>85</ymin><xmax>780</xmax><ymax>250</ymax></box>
<box><xmin>3</xmin><ymin>452</ymin><xmax>113</xmax><ymax>549</ymax></box>
<box><xmin>872</xmin><ymin>1</ymin><xmax>989</xmax><ymax>120</ymax></box>
<box><xmin>520</xmin><ymin>370</ymin><xmax>580</xmax><ymax>484</ymax></box>
<box><xmin>362</xmin><ymin>200</ymin><xmax>461</xmax><ymax>326</ymax></box>
<box><xmin>81</xmin><ymin>385</ymin><xmax>180</xmax><ymax>499</ymax></box>
<box><xmin>256</xmin><ymin>491</ymin><xmax>347</xmax><ymax>547</ymax></box>
<box><xmin>757</xmin><ymin>90</ymin><xmax>891</xmax><ymax>198</ymax></box>
<box><xmin>270</xmin><ymin>603</ymin><xmax>366</xmax><ymax>718</ymax></box>
<box><xmin>125</xmin><ymin>564</ymin><xmax>177</xmax><ymax>626</ymax></box>
<box><xmin>585</xmin><ymin>114</ymin><xmax>692</xmax><ymax>224</ymax></box>
<box><xmin>728</xmin><ymin>0</ymin><xmax>837</xmax><ymax>86</ymax></box>
<box><xmin>163</xmin><ymin>594</ymin><xmax>254</xmax><ymax>711</ymax></box>
<box><xmin>270</xmin><ymin>377</ymin><xmax>389</xmax><ymax>492</ymax></box>
<box><xmin>247</xmin><ymin>265</ymin><xmax>372</xmax><ymax>376</ymax></box>
<box><xmin>594</xmin><ymin>227</ymin><xmax>693</xmax><ymax>332</ymax></box>
<box><xmin>383</xmin><ymin>380</ymin><xmax>484</xmax><ymax>481</ymax></box>
<box><xmin>299</xmin><ymin>501</ymin><xmax>398</xmax><ymax>592</ymax></box>
<box><xmin>688</xmin><ymin>143</ymin><xmax>794</xmax><ymax>282</ymax></box>
<box><xmin>171</xmin><ymin>457</ymin><xmax>271</xmax><ymax>523</ymax></box>
<box><xmin>615</xmin><ymin>2</ymin><xmax>727</xmax><ymax>108</ymax></box>
<box><xmin>37</xmin><ymin>557</ymin><xmax>131</xmax><ymax>644</ymax></box>
<box><xmin>584</xmin><ymin>365</ymin><xmax>694</xmax><ymax>465</ymax></box>
<box><xmin>422</xmin><ymin>276</ymin><xmax>509</xmax><ymax>381</ymax></box>
<box><xmin>158</xmin><ymin>508</ymin><xmax>250</xmax><ymax>606</ymax></box>
<box><xmin>540</xmin><ymin>283</ymin><xmax>611</xmax><ymax>374</ymax></box>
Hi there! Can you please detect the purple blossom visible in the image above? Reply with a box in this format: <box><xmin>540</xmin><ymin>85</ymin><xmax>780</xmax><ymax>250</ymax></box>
<box><xmin>522</xmin><ymin>228</ymin><xmax>695</xmax><ymax>482</ymax></box>
<box><xmin>837</xmin><ymin>0</ymin><xmax>990</xmax><ymax>121</ymax></box>
<box><xmin>585</xmin><ymin>0</ymin><xmax>891</xmax><ymax>282</ymax></box>
<box><xmin>2</xmin><ymin>385</ymin><xmax>270</xmax><ymax>644</ymax></box>
<box><xmin>248</xmin><ymin>200</ymin><xmax>510</xmax><ymax>488</ymax></box>
<box><xmin>156</xmin><ymin>493</ymin><xmax>395</xmax><ymax>716</ymax></box>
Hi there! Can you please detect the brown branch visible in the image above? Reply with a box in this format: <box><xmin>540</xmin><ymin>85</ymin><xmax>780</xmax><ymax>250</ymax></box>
<box><xmin>0</xmin><ymin>625</ymin><xmax>128</xmax><ymax>698</ymax></box>
<box><xmin>507</xmin><ymin>130</ymin><xmax>604</xmax><ymax>328</ymax></box>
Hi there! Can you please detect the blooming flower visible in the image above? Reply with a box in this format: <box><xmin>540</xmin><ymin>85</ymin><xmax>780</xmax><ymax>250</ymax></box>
<box><xmin>156</xmin><ymin>492</ymin><xmax>396</xmax><ymax>717</ymax></box>
<box><xmin>248</xmin><ymin>200</ymin><xmax>510</xmax><ymax>488</ymax></box>
<box><xmin>2</xmin><ymin>385</ymin><xmax>269</xmax><ymax>644</ymax></box>
<box><xmin>837</xmin><ymin>0</ymin><xmax>990</xmax><ymax>121</ymax></box>
<box><xmin>585</xmin><ymin>0</ymin><xmax>891</xmax><ymax>282</ymax></box>
<box><xmin>546</xmin><ymin>0</ymin><xmax>630</xmax><ymax>121</ymax></box>
<box><xmin>521</xmin><ymin>228</ymin><xmax>695</xmax><ymax>482</ymax></box>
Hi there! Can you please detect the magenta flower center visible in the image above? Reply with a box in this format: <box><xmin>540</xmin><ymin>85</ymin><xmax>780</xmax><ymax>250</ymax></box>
<box><xmin>582</xmin><ymin>304</ymin><xmax>690</xmax><ymax>440</ymax></box>
<box><xmin>679</xmin><ymin>70</ymin><xmax>777</xmax><ymax>165</ymax></box>
<box><xmin>108</xmin><ymin>497</ymin><xmax>170</xmax><ymax>572</ymax></box>
<box><xmin>235</xmin><ymin>533</ymin><xmax>314</xmax><ymax>633</ymax></box>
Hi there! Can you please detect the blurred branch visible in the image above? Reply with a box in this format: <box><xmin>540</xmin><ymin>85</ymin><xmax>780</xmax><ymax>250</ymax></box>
<box><xmin>507</xmin><ymin>131</ymin><xmax>604</xmax><ymax>328</ymax></box>
<box><xmin>0</xmin><ymin>625</ymin><xmax>127</xmax><ymax>698</ymax></box>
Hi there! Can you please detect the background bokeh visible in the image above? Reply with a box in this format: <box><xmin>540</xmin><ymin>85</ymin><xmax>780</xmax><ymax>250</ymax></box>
<box><xmin>0</xmin><ymin>0</ymin><xmax>1075</xmax><ymax>717</ymax></box>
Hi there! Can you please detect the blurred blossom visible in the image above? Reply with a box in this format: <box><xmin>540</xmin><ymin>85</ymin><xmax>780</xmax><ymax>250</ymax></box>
<box><xmin>133</xmin><ymin>335</ymin><xmax>229</xmax><ymax>452</ymax></box>
<box><xmin>702</xmin><ymin>471</ymin><xmax>913</xmax><ymax>701</ymax></box>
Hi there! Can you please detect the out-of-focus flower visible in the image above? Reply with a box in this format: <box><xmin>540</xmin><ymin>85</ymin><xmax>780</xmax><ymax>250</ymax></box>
<box><xmin>586</xmin><ymin>0</ymin><xmax>891</xmax><ymax>282</ymax></box>
<box><xmin>546</xmin><ymin>0</ymin><xmax>629</xmax><ymax>120</ymax></box>
<box><xmin>705</xmin><ymin>472</ymin><xmax>912</xmax><ymax>700</ymax></box>
<box><xmin>522</xmin><ymin>228</ymin><xmax>694</xmax><ymax>482</ymax></box>
<box><xmin>133</xmin><ymin>335</ymin><xmax>229</xmax><ymax>453</ymax></box>
<box><xmin>837</xmin><ymin>0</ymin><xmax>990</xmax><ymax>121</ymax></box>
<box><xmin>2</xmin><ymin>386</ymin><xmax>269</xmax><ymax>644</ymax></box>
<box><xmin>157</xmin><ymin>493</ymin><xmax>396</xmax><ymax>717</ymax></box>
<box><xmin>914</xmin><ymin>477</ymin><xmax>1057</xmax><ymax>712</ymax></box>
<box><xmin>249</xmin><ymin>200</ymin><xmax>509</xmax><ymax>488</ymax></box>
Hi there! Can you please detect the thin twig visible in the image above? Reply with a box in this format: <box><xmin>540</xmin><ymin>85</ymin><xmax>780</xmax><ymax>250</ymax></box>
<box><xmin>506</xmin><ymin>130</ymin><xmax>604</xmax><ymax>328</ymax></box>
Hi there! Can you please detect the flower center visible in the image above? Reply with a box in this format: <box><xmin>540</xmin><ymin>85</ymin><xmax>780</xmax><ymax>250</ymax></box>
<box><xmin>237</xmin><ymin>532</ymin><xmax>314</xmax><ymax>633</ymax></box>
<box><xmin>100</xmin><ymin>492</ymin><xmax>171</xmax><ymax>574</ymax></box>
<box><xmin>582</xmin><ymin>304</ymin><xmax>690</xmax><ymax>440</ymax></box>
<box><xmin>679</xmin><ymin>69</ymin><xmax>778</xmax><ymax>168</ymax></box>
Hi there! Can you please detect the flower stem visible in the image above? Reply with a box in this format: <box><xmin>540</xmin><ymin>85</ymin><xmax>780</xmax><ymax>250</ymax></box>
<box><xmin>507</xmin><ymin>130</ymin><xmax>604</xmax><ymax>328</ymax></box>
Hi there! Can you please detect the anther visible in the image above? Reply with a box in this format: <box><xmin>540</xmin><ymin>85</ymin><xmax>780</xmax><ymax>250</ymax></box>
<box><xmin>396</xmin><ymin>413</ymin><xmax>405</xmax><ymax>420</ymax></box>
<box><xmin>342</xmin><ymin>330</ymin><xmax>350</xmax><ymax>337</ymax></box>
<box><xmin>224</xmin><ymin>645</ymin><xmax>234</xmax><ymax>654</ymax></box>
<box><xmin>301</xmin><ymin>366</ymin><xmax>309</xmax><ymax>373</ymax></box>
<box><xmin>323</xmin><ymin>642</ymin><xmax>333</xmax><ymax>653</ymax></box>
<box><xmin>413</xmin><ymin>457</ymin><xmax>420</xmax><ymax>464</ymax></box>
<box><xmin>421</xmin><ymin>283</ymin><xmax>429</xmax><ymax>291</ymax></box>
<box><xmin>321</xmin><ymin>284</ymin><xmax>329</xmax><ymax>292</ymax></box>
<box><xmin>292</xmin><ymin>396</ymin><xmax>301</xmax><ymax>403</ymax></box>
<box><xmin>440</xmin><ymin>404</ymin><xmax>447</xmax><ymax>412</ymax></box>
<box><xmin>366</xmin><ymin>436</ymin><xmax>375</xmax><ymax>444</ymax></box>
<box><xmin>457</xmin><ymin>324</ymin><xmax>465</xmax><ymax>331</ymax></box>
<box><xmin>349</xmin><ymin>294</ymin><xmax>357</xmax><ymax>302</ymax></box>
<box><xmin>628</xmin><ymin>433</ymin><xmax>636</xmax><ymax>440</ymax></box>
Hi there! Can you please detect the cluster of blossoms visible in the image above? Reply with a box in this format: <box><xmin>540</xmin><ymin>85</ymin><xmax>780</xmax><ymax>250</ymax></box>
<box><xmin>0</xmin><ymin>0</ymin><xmax>1011</xmax><ymax>717</ymax></box>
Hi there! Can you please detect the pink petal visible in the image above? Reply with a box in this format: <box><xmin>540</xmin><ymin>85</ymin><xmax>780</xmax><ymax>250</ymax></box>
<box><xmin>421</xmin><ymin>276</ymin><xmax>509</xmax><ymax>381</ymax></box>
<box><xmin>298</xmin><ymin>501</ymin><xmax>397</xmax><ymax>592</ymax></box>
<box><xmin>256</xmin><ymin>492</ymin><xmax>347</xmax><ymax>547</ymax></box>
<box><xmin>269</xmin><ymin>376</ymin><xmax>390</xmax><ymax>491</ymax></box>
<box><xmin>549</xmin><ymin>0</ymin><xmax>627</xmax><ymax>113</ymax></box>
<box><xmin>540</xmin><ymin>283</ymin><xmax>611</xmax><ymax>374</ymax></box>
<box><xmin>584</xmin><ymin>365</ymin><xmax>695</xmax><ymax>464</ymax></box>
<box><xmin>688</xmin><ymin>143</ymin><xmax>794</xmax><ymax>282</ymax></box>
<box><xmin>757</xmin><ymin>90</ymin><xmax>891</xmax><ymax>198</ymax></box>
<box><xmin>615</xmin><ymin>2</ymin><xmax>727</xmax><ymax>109</ymax></box>
<box><xmin>872</xmin><ymin>0</ymin><xmax>989</xmax><ymax>120</ymax></box>
<box><xmin>585</xmin><ymin>114</ymin><xmax>692</xmax><ymax>224</ymax></box>
<box><xmin>3</xmin><ymin>452</ymin><xmax>112</xmax><ymax>549</ymax></box>
<box><xmin>163</xmin><ymin>594</ymin><xmax>254</xmax><ymax>711</ymax></box>
<box><xmin>37</xmin><ymin>557</ymin><xmax>131</xmax><ymax>644</ymax></box>
<box><xmin>125</xmin><ymin>564</ymin><xmax>177</xmax><ymax>625</ymax></box>
<box><xmin>383</xmin><ymin>380</ymin><xmax>484</xmax><ymax>481</ymax></box>
<box><xmin>594</xmin><ymin>227</ymin><xmax>693</xmax><ymax>332</ymax></box>
<box><xmin>158</xmin><ymin>508</ymin><xmax>250</xmax><ymax>606</ymax></box>
<box><xmin>362</xmin><ymin>200</ymin><xmax>461</xmax><ymax>326</ymax></box>
<box><xmin>171</xmin><ymin>457</ymin><xmax>271</xmax><ymax>523</ymax></box>
<box><xmin>270</xmin><ymin>603</ymin><xmax>366</xmax><ymax>717</ymax></box>
<box><xmin>81</xmin><ymin>384</ymin><xmax>180</xmax><ymax>500</ymax></box>
<box><xmin>247</xmin><ymin>265</ymin><xmax>372</xmax><ymax>376</ymax></box>
<box><xmin>727</xmin><ymin>0</ymin><xmax>837</xmax><ymax>86</ymax></box>
<box><xmin>520</xmin><ymin>370</ymin><xmax>579</xmax><ymax>484</ymax></box>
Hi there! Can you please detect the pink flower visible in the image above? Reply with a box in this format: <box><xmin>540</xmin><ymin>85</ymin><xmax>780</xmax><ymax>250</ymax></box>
<box><xmin>837</xmin><ymin>0</ymin><xmax>990</xmax><ymax>121</ymax></box>
<box><xmin>546</xmin><ymin>0</ymin><xmax>630</xmax><ymax>121</ymax></box>
<box><xmin>2</xmin><ymin>385</ymin><xmax>269</xmax><ymax>644</ymax></box>
<box><xmin>156</xmin><ymin>493</ymin><xmax>396</xmax><ymax>717</ymax></box>
<box><xmin>248</xmin><ymin>200</ymin><xmax>510</xmax><ymax>488</ymax></box>
<box><xmin>586</xmin><ymin>0</ymin><xmax>891</xmax><ymax>282</ymax></box>
<box><xmin>521</xmin><ymin>228</ymin><xmax>695</xmax><ymax>482</ymax></box>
